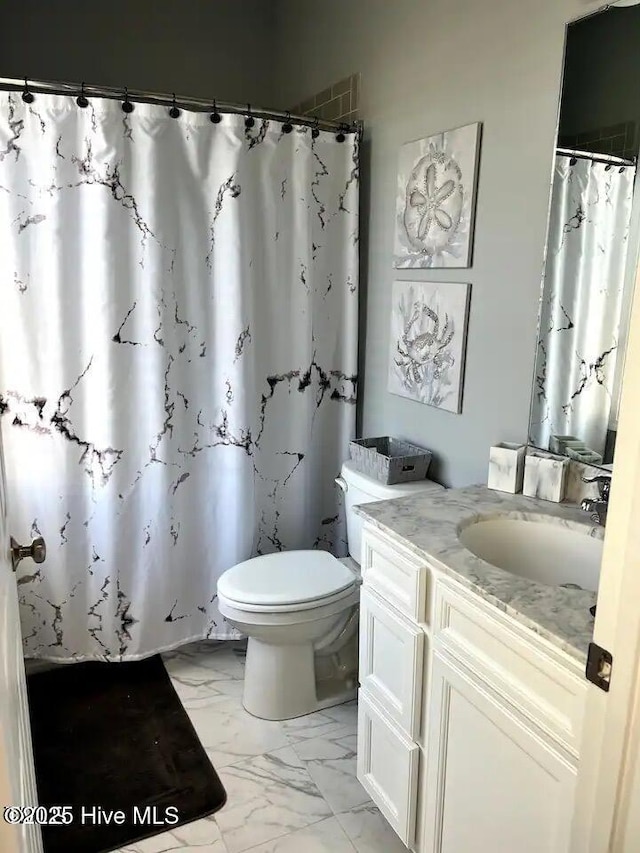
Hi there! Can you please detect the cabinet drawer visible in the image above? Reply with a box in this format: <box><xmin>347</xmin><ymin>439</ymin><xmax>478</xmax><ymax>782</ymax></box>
<box><xmin>357</xmin><ymin>689</ymin><xmax>420</xmax><ymax>847</ymax></box>
<box><xmin>359</xmin><ymin>586</ymin><xmax>425</xmax><ymax>738</ymax></box>
<box><xmin>433</xmin><ymin>582</ymin><xmax>586</xmax><ymax>757</ymax></box>
<box><xmin>361</xmin><ymin>525</ymin><xmax>430</xmax><ymax>622</ymax></box>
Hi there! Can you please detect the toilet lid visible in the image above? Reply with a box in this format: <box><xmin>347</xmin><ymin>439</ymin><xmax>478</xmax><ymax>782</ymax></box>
<box><xmin>218</xmin><ymin>551</ymin><xmax>356</xmax><ymax>606</ymax></box>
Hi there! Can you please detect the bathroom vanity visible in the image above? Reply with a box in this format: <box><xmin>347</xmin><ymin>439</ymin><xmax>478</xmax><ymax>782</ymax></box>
<box><xmin>355</xmin><ymin>485</ymin><xmax>601</xmax><ymax>853</ymax></box>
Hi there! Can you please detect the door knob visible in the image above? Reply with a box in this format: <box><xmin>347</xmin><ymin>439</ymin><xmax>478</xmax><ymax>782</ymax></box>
<box><xmin>334</xmin><ymin>476</ymin><xmax>348</xmax><ymax>493</ymax></box>
<box><xmin>10</xmin><ymin>536</ymin><xmax>46</xmax><ymax>572</ymax></box>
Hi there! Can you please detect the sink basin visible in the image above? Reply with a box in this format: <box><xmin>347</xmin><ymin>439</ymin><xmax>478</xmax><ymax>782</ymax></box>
<box><xmin>459</xmin><ymin>517</ymin><xmax>603</xmax><ymax>591</ymax></box>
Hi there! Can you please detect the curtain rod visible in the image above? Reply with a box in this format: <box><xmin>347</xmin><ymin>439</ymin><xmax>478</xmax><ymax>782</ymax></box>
<box><xmin>0</xmin><ymin>76</ymin><xmax>362</xmax><ymax>137</ymax></box>
<box><xmin>556</xmin><ymin>146</ymin><xmax>636</xmax><ymax>167</ymax></box>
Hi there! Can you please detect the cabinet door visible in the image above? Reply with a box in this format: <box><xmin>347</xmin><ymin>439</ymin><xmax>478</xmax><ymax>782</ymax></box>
<box><xmin>422</xmin><ymin>649</ymin><xmax>577</xmax><ymax>853</ymax></box>
<box><xmin>359</xmin><ymin>586</ymin><xmax>425</xmax><ymax>738</ymax></box>
<box><xmin>357</xmin><ymin>689</ymin><xmax>420</xmax><ymax>847</ymax></box>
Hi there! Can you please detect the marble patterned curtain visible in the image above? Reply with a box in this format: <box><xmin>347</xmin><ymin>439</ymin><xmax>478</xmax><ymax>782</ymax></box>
<box><xmin>530</xmin><ymin>154</ymin><xmax>634</xmax><ymax>458</ymax></box>
<box><xmin>0</xmin><ymin>92</ymin><xmax>359</xmax><ymax>661</ymax></box>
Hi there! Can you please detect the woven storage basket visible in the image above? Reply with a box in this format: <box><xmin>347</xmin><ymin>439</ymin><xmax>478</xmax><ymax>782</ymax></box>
<box><xmin>349</xmin><ymin>437</ymin><xmax>432</xmax><ymax>485</ymax></box>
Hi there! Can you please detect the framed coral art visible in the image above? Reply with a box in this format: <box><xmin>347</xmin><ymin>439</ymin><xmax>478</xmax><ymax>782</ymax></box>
<box><xmin>394</xmin><ymin>122</ymin><xmax>482</xmax><ymax>268</ymax></box>
<box><xmin>388</xmin><ymin>280</ymin><xmax>471</xmax><ymax>413</ymax></box>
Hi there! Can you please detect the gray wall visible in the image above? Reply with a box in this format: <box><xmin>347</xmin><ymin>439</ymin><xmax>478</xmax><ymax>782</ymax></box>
<box><xmin>273</xmin><ymin>0</ymin><xmax>597</xmax><ymax>487</ymax></box>
<box><xmin>0</xmin><ymin>0</ymin><xmax>276</xmax><ymax>106</ymax></box>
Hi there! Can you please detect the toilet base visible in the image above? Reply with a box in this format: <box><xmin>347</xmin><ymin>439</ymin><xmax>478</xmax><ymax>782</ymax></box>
<box><xmin>242</xmin><ymin>636</ymin><xmax>357</xmax><ymax>720</ymax></box>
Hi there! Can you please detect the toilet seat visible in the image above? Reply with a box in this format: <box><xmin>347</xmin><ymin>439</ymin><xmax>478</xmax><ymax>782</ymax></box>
<box><xmin>219</xmin><ymin>582</ymin><xmax>358</xmax><ymax>615</ymax></box>
<box><xmin>218</xmin><ymin>550</ymin><xmax>357</xmax><ymax>612</ymax></box>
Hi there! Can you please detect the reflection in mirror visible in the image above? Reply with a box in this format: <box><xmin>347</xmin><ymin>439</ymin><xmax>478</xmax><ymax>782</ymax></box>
<box><xmin>529</xmin><ymin>5</ymin><xmax>640</xmax><ymax>468</ymax></box>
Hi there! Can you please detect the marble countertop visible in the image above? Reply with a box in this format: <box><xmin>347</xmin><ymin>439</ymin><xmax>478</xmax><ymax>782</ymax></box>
<box><xmin>355</xmin><ymin>484</ymin><xmax>602</xmax><ymax>664</ymax></box>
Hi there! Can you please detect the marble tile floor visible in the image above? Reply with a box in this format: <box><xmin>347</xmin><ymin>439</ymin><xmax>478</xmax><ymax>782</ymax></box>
<box><xmin>117</xmin><ymin>640</ymin><xmax>407</xmax><ymax>853</ymax></box>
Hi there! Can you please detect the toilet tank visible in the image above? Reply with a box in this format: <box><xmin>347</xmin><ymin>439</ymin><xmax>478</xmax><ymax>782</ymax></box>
<box><xmin>336</xmin><ymin>460</ymin><xmax>444</xmax><ymax>564</ymax></box>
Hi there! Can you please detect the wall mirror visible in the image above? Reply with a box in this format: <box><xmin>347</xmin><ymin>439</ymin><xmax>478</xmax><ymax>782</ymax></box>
<box><xmin>528</xmin><ymin>2</ymin><xmax>640</xmax><ymax>469</ymax></box>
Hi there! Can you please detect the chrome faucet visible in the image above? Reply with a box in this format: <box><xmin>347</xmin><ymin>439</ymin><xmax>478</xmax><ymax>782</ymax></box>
<box><xmin>580</xmin><ymin>475</ymin><xmax>611</xmax><ymax>526</ymax></box>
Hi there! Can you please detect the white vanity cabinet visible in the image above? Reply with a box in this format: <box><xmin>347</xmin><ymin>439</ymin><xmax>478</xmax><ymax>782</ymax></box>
<box><xmin>356</xmin><ymin>523</ymin><xmax>587</xmax><ymax>853</ymax></box>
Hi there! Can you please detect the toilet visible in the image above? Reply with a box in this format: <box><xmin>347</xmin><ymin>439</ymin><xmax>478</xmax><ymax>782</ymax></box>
<box><xmin>217</xmin><ymin>460</ymin><xmax>444</xmax><ymax>720</ymax></box>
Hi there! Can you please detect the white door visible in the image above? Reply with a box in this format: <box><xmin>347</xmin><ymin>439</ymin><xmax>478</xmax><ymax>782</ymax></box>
<box><xmin>423</xmin><ymin>649</ymin><xmax>576</xmax><ymax>853</ymax></box>
<box><xmin>0</xmin><ymin>432</ymin><xmax>43</xmax><ymax>853</ymax></box>
<box><xmin>570</xmin><ymin>234</ymin><xmax>640</xmax><ymax>850</ymax></box>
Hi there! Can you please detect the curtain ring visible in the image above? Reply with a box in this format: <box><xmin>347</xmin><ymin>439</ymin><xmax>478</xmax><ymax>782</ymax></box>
<box><xmin>282</xmin><ymin>111</ymin><xmax>293</xmax><ymax>134</ymax></box>
<box><xmin>336</xmin><ymin>123</ymin><xmax>346</xmax><ymax>143</ymax></box>
<box><xmin>169</xmin><ymin>93</ymin><xmax>181</xmax><ymax>119</ymax></box>
<box><xmin>122</xmin><ymin>87</ymin><xmax>134</xmax><ymax>114</ymax></box>
<box><xmin>245</xmin><ymin>104</ymin><xmax>255</xmax><ymax>129</ymax></box>
<box><xmin>210</xmin><ymin>98</ymin><xmax>222</xmax><ymax>124</ymax></box>
<box><xmin>311</xmin><ymin>117</ymin><xmax>320</xmax><ymax>139</ymax></box>
<box><xmin>22</xmin><ymin>77</ymin><xmax>34</xmax><ymax>104</ymax></box>
<box><xmin>76</xmin><ymin>82</ymin><xmax>89</xmax><ymax>109</ymax></box>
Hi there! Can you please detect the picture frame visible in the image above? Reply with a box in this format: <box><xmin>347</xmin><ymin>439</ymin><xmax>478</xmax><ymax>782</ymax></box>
<box><xmin>393</xmin><ymin>122</ymin><xmax>482</xmax><ymax>269</ymax></box>
<box><xmin>388</xmin><ymin>279</ymin><xmax>471</xmax><ymax>413</ymax></box>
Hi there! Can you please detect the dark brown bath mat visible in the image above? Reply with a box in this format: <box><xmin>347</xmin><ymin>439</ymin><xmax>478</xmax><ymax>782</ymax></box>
<box><xmin>27</xmin><ymin>654</ymin><xmax>226</xmax><ymax>853</ymax></box>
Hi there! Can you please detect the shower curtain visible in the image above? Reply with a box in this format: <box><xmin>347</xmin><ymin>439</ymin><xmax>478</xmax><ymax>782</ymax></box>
<box><xmin>530</xmin><ymin>154</ymin><xmax>634</xmax><ymax>456</ymax></box>
<box><xmin>0</xmin><ymin>92</ymin><xmax>359</xmax><ymax>661</ymax></box>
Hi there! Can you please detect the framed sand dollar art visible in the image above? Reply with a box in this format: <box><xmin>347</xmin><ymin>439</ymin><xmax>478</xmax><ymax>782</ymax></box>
<box><xmin>394</xmin><ymin>122</ymin><xmax>482</xmax><ymax>269</ymax></box>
